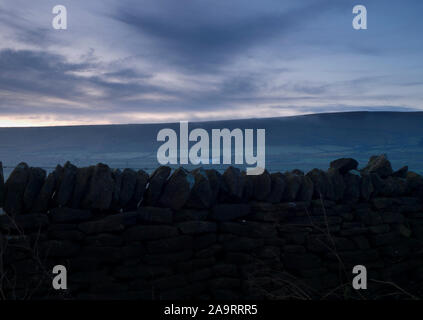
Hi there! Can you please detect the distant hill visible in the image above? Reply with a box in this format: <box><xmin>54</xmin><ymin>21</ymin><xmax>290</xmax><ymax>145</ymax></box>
<box><xmin>1</xmin><ymin>111</ymin><xmax>423</xmax><ymax>176</ymax></box>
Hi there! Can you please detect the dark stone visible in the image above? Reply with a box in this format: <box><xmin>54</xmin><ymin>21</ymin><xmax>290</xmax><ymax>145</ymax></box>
<box><xmin>137</xmin><ymin>206</ymin><xmax>173</xmax><ymax>224</ymax></box>
<box><xmin>79</xmin><ymin>246</ymin><xmax>122</xmax><ymax>262</ymax></box>
<box><xmin>205</xmin><ymin>169</ymin><xmax>221</xmax><ymax>205</ymax></box>
<box><xmin>283</xmin><ymin>253</ymin><xmax>322</xmax><ymax>270</ymax></box>
<box><xmin>282</xmin><ymin>172</ymin><xmax>302</xmax><ymax>201</ymax></box>
<box><xmin>39</xmin><ymin>240</ymin><xmax>80</xmax><ymax>257</ymax></box>
<box><xmin>82</xmin><ymin>163</ymin><xmax>114</xmax><ymax>210</ymax></box>
<box><xmin>160</xmin><ymin>168</ymin><xmax>194</xmax><ymax>210</ymax></box>
<box><xmin>343</xmin><ymin>172</ymin><xmax>361</xmax><ymax>203</ymax></box>
<box><xmin>85</xmin><ymin>233</ymin><xmax>123</xmax><ymax>246</ymax></box>
<box><xmin>119</xmin><ymin>168</ymin><xmax>137</xmax><ymax>209</ymax></box>
<box><xmin>210</xmin><ymin>203</ymin><xmax>250</xmax><ymax>221</ymax></box>
<box><xmin>266</xmin><ymin>172</ymin><xmax>286</xmax><ymax>203</ymax></box>
<box><xmin>23</xmin><ymin>167</ymin><xmax>46</xmax><ymax>211</ymax></box>
<box><xmin>406</xmin><ymin>172</ymin><xmax>423</xmax><ymax>196</ymax></box>
<box><xmin>186</xmin><ymin>168</ymin><xmax>213</xmax><ymax>209</ymax></box>
<box><xmin>297</xmin><ymin>175</ymin><xmax>314</xmax><ymax>202</ymax></box>
<box><xmin>114</xmin><ymin>264</ymin><xmax>172</xmax><ymax>280</ymax></box>
<box><xmin>306</xmin><ymin>169</ymin><xmax>335</xmax><ymax>200</ymax></box>
<box><xmin>360</xmin><ymin>173</ymin><xmax>374</xmax><ymax>200</ymax></box>
<box><xmin>174</xmin><ymin>209</ymin><xmax>208</xmax><ymax>222</ymax></box>
<box><xmin>194</xmin><ymin>234</ymin><xmax>217</xmax><ymax>250</ymax></box>
<box><xmin>32</xmin><ymin>169</ymin><xmax>59</xmax><ymax>213</ymax></box>
<box><xmin>56</xmin><ymin>161</ymin><xmax>77</xmax><ymax>207</ymax></box>
<box><xmin>241</xmin><ymin>172</ymin><xmax>253</xmax><ymax>202</ymax></box>
<box><xmin>144</xmin><ymin>166</ymin><xmax>171</xmax><ymax>206</ymax></box>
<box><xmin>125</xmin><ymin>225</ymin><xmax>178</xmax><ymax>241</ymax></box>
<box><xmin>0</xmin><ymin>161</ymin><xmax>4</xmax><ymax>208</ymax></box>
<box><xmin>128</xmin><ymin>170</ymin><xmax>149</xmax><ymax>209</ymax></box>
<box><xmin>223</xmin><ymin>236</ymin><xmax>264</xmax><ymax>252</ymax></box>
<box><xmin>79</xmin><ymin>212</ymin><xmax>138</xmax><ymax>234</ymax></box>
<box><xmin>252</xmin><ymin>170</ymin><xmax>271</xmax><ymax>201</ymax></box>
<box><xmin>330</xmin><ymin>158</ymin><xmax>359</xmax><ymax>174</ymax></box>
<box><xmin>327</xmin><ymin>168</ymin><xmax>345</xmax><ymax>201</ymax></box>
<box><xmin>50</xmin><ymin>207</ymin><xmax>92</xmax><ymax>223</ymax></box>
<box><xmin>110</xmin><ymin>169</ymin><xmax>122</xmax><ymax>210</ymax></box>
<box><xmin>49</xmin><ymin>229</ymin><xmax>85</xmax><ymax>241</ymax></box>
<box><xmin>220</xmin><ymin>221</ymin><xmax>277</xmax><ymax>238</ymax></box>
<box><xmin>4</xmin><ymin>162</ymin><xmax>30</xmax><ymax>215</ymax></box>
<box><xmin>143</xmin><ymin>250</ymin><xmax>192</xmax><ymax>265</ymax></box>
<box><xmin>147</xmin><ymin>235</ymin><xmax>192</xmax><ymax>254</ymax></box>
<box><xmin>222</xmin><ymin>166</ymin><xmax>245</xmax><ymax>200</ymax></box>
<box><xmin>393</xmin><ymin>166</ymin><xmax>408</xmax><ymax>179</ymax></box>
<box><xmin>0</xmin><ymin>213</ymin><xmax>48</xmax><ymax>231</ymax></box>
<box><xmin>362</xmin><ymin>154</ymin><xmax>393</xmax><ymax>178</ymax></box>
<box><xmin>71</xmin><ymin>166</ymin><xmax>94</xmax><ymax>209</ymax></box>
<box><xmin>178</xmin><ymin>221</ymin><xmax>217</xmax><ymax>234</ymax></box>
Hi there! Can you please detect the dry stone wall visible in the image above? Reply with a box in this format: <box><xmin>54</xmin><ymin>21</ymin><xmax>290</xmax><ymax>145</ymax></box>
<box><xmin>1</xmin><ymin>155</ymin><xmax>423</xmax><ymax>300</ymax></box>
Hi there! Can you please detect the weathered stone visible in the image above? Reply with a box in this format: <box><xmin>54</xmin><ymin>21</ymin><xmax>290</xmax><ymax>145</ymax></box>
<box><xmin>210</xmin><ymin>203</ymin><xmax>250</xmax><ymax>221</ymax></box>
<box><xmin>241</xmin><ymin>172</ymin><xmax>253</xmax><ymax>202</ymax></box>
<box><xmin>114</xmin><ymin>264</ymin><xmax>172</xmax><ymax>280</ymax></box>
<box><xmin>205</xmin><ymin>169</ymin><xmax>221</xmax><ymax>205</ymax></box>
<box><xmin>144</xmin><ymin>166</ymin><xmax>171</xmax><ymax>206</ymax></box>
<box><xmin>357</xmin><ymin>210</ymin><xmax>382</xmax><ymax>226</ymax></box>
<box><xmin>119</xmin><ymin>168</ymin><xmax>137</xmax><ymax>209</ymax></box>
<box><xmin>178</xmin><ymin>221</ymin><xmax>217</xmax><ymax>234</ymax></box>
<box><xmin>362</xmin><ymin>154</ymin><xmax>393</xmax><ymax>178</ymax></box>
<box><xmin>252</xmin><ymin>170</ymin><xmax>271</xmax><ymax>201</ymax></box>
<box><xmin>137</xmin><ymin>206</ymin><xmax>173</xmax><ymax>224</ymax></box>
<box><xmin>194</xmin><ymin>234</ymin><xmax>217</xmax><ymax>250</ymax></box>
<box><xmin>266</xmin><ymin>172</ymin><xmax>286</xmax><ymax>203</ymax></box>
<box><xmin>147</xmin><ymin>235</ymin><xmax>192</xmax><ymax>254</ymax></box>
<box><xmin>406</xmin><ymin>172</ymin><xmax>423</xmax><ymax>196</ymax></box>
<box><xmin>306</xmin><ymin>169</ymin><xmax>335</xmax><ymax>200</ymax></box>
<box><xmin>85</xmin><ymin>233</ymin><xmax>123</xmax><ymax>246</ymax></box>
<box><xmin>79</xmin><ymin>212</ymin><xmax>138</xmax><ymax>234</ymax></box>
<box><xmin>79</xmin><ymin>246</ymin><xmax>122</xmax><ymax>262</ymax></box>
<box><xmin>360</xmin><ymin>173</ymin><xmax>374</xmax><ymax>200</ymax></box>
<box><xmin>219</xmin><ymin>221</ymin><xmax>277</xmax><ymax>238</ymax></box>
<box><xmin>160</xmin><ymin>168</ymin><xmax>195</xmax><ymax>210</ymax></box>
<box><xmin>174</xmin><ymin>209</ymin><xmax>208</xmax><ymax>222</ymax></box>
<box><xmin>110</xmin><ymin>169</ymin><xmax>122</xmax><ymax>210</ymax></box>
<box><xmin>330</xmin><ymin>158</ymin><xmax>359</xmax><ymax>174</ymax></box>
<box><xmin>222</xmin><ymin>166</ymin><xmax>245</xmax><ymax>200</ymax></box>
<box><xmin>4</xmin><ymin>162</ymin><xmax>30</xmax><ymax>216</ymax></box>
<box><xmin>32</xmin><ymin>169</ymin><xmax>59</xmax><ymax>213</ymax></box>
<box><xmin>50</xmin><ymin>207</ymin><xmax>92</xmax><ymax>223</ymax></box>
<box><xmin>380</xmin><ymin>177</ymin><xmax>407</xmax><ymax>197</ymax></box>
<box><xmin>223</xmin><ymin>236</ymin><xmax>264</xmax><ymax>252</ymax></box>
<box><xmin>0</xmin><ymin>161</ymin><xmax>4</xmax><ymax>208</ymax></box>
<box><xmin>124</xmin><ymin>225</ymin><xmax>178</xmax><ymax>241</ymax></box>
<box><xmin>23</xmin><ymin>167</ymin><xmax>46</xmax><ymax>211</ymax></box>
<box><xmin>0</xmin><ymin>213</ymin><xmax>48</xmax><ymax>231</ymax></box>
<box><xmin>327</xmin><ymin>168</ymin><xmax>345</xmax><ymax>201</ymax></box>
<box><xmin>186</xmin><ymin>168</ymin><xmax>213</xmax><ymax>209</ymax></box>
<box><xmin>143</xmin><ymin>250</ymin><xmax>192</xmax><ymax>265</ymax></box>
<box><xmin>393</xmin><ymin>166</ymin><xmax>408</xmax><ymax>179</ymax></box>
<box><xmin>82</xmin><ymin>163</ymin><xmax>114</xmax><ymax>210</ymax></box>
<box><xmin>49</xmin><ymin>229</ymin><xmax>85</xmax><ymax>241</ymax></box>
<box><xmin>71</xmin><ymin>166</ymin><xmax>94</xmax><ymax>209</ymax></box>
<box><xmin>282</xmin><ymin>172</ymin><xmax>302</xmax><ymax>201</ymax></box>
<box><xmin>343</xmin><ymin>172</ymin><xmax>361</xmax><ymax>203</ymax></box>
<box><xmin>297</xmin><ymin>175</ymin><xmax>314</xmax><ymax>202</ymax></box>
<box><xmin>39</xmin><ymin>240</ymin><xmax>80</xmax><ymax>257</ymax></box>
<box><xmin>129</xmin><ymin>170</ymin><xmax>149</xmax><ymax>209</ymax></box>
<box><xmin>283</xmin><ymin>253</ymin><xmax>322</xmax><ymax>270</ymax></box>
<box><xmin>56</xmin><ymin>161</ymin><xmax>77</xmax><ymax>207</ymax></box>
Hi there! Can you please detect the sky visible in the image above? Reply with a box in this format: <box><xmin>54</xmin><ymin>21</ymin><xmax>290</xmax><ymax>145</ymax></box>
<box><xmin>0</xmin><ymin>0</ymin><xmax>422</xmax><ymax>127</ymax></box>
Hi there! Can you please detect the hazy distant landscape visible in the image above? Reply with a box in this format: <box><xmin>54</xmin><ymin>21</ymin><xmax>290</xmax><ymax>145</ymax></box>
<box><xmin>1</xmin><ymin>111</ymin><xmax>423</xmax><ymax>178</ymax></box>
